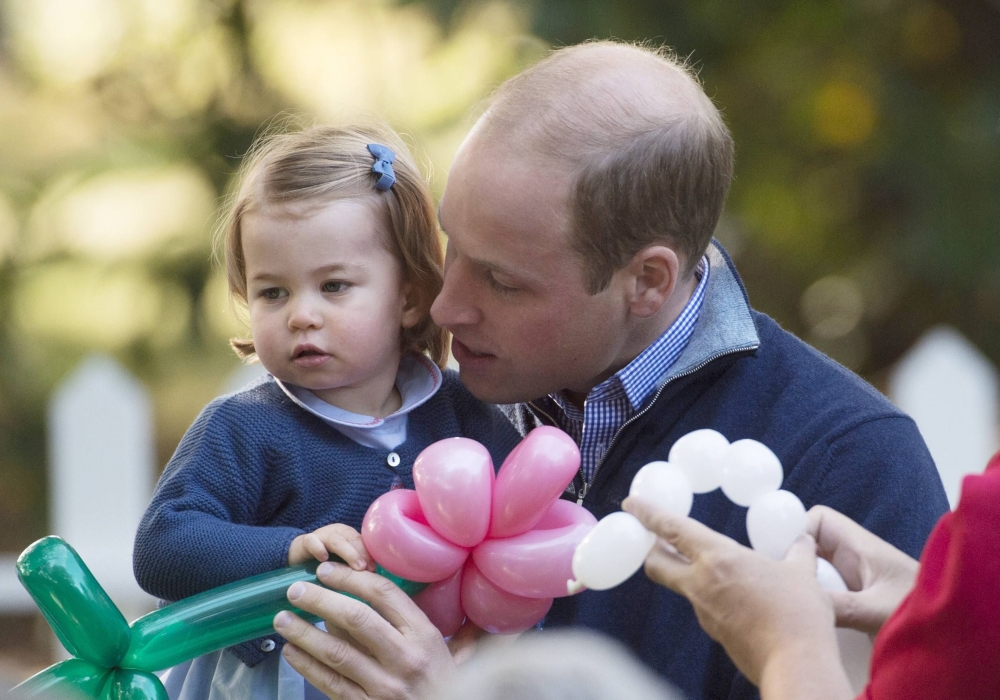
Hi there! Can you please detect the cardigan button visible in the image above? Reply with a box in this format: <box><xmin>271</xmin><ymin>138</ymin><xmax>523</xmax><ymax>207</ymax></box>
<box><xmin>260</xmin><ymin>639</ymin><xmax>276</xmax><ymax>652</ymax></box>
<box><xmin>387</xmin><ymin>452</ymin><xmax>401</xmax><ymax>468</ymax></box>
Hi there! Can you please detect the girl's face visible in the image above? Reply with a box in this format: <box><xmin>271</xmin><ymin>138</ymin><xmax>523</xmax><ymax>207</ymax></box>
<box><xmin>242</xmin><ymin>198</ymin><xmax>420</xmax><ymax>416</ymax></box>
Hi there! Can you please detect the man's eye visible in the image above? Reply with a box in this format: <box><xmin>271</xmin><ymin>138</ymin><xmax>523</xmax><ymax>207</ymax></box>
<box><xmin>487</xmin><ymin>272</ymin><xmax>517</xmax><ymax>295</ymax></box>
<box><xmin>322</xmin><ymin>281</ymin><xmax>349</xmax><ymax>294</ymax></box>
<box><xmin>261</xmin><ymin>287</ymin><xmax>286</xmax><ymax>300</ymax></box>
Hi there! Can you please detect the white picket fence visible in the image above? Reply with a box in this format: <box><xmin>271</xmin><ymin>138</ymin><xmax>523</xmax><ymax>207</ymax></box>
<box><xmin>888</xmin><ymin>326</ymin><xmax>1000</xmax><ymax>507</ymax></box>
<box><xmin>0</xmin><ymin>357</ymin><xmax>264</xmax><ymax>624</ymax></box>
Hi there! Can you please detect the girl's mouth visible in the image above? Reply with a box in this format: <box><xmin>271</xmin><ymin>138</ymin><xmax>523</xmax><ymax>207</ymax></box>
<box><xmin>292</xmin><ymin>344</ymin><xmax>331</xmax><ymax>367</ymax></box>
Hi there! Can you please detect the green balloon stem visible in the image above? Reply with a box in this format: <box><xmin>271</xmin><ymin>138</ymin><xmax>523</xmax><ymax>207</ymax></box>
<box><xmin>121</xmin><ymin>563</ymin><xmax>326</xmax><ymax>671</ymax></box>
<box><xmin>14</xmin><ymin>538</ymin><xmax>428</xmax><ymax>696</ymax></box>
<box><xmin>16</xmin><ymin>537</ymin><xmax>131</xmax><ymax>668</ymax></box>
<box><xmin>11</xmin><ymin>658</ymin><xmax>113</xmax><ymax>699</ymax></box>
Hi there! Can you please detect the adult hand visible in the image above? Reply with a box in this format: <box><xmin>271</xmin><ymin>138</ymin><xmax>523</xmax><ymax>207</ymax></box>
<box><xmin>624</xmin><ymin>497</ymin><xmax>852</xmax><ymax>700</ymax></box>
<box><xmin>273</xmin><ymin>561</ymin><xmax>456</xmax><ymax>700</ymax></box>
<box><xmin>808</xmin><ymin>505</ymin><xmax>919</xmax><ymax>635</ymax></box>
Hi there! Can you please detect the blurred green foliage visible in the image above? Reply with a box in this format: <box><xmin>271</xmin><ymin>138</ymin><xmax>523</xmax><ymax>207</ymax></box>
<box><xmin>0</xmin><ymin>0</ymin><xmax>997</xmax><ymax>550</ymax></box>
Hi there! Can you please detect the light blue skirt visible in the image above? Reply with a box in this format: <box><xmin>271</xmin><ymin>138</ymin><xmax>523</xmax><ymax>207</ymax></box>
<box><xmin>159</xmin><ymin>624</ymin><xmax>328</xmax><ymax>700</ymax></box>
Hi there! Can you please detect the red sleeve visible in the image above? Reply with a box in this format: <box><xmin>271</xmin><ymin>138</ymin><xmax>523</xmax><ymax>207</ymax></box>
<box><xmin>859</xmin><ymin>452</ymin><xmax>1000</xmax><ymax>700</ymax></box>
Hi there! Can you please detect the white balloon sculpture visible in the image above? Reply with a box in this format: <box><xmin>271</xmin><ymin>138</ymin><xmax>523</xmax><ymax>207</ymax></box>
<box><xmin>567</xmin><ymin>430</ymin><xmax>872</xmax><ymax>692</ymax></box>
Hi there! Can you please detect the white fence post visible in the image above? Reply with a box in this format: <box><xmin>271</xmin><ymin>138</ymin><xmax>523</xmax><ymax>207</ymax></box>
<box><xmin>889</xmin><ymin>325</ymin><xmax>1000</xmax><ymax>508</ymax></box>
<box><xmin>47</xmin><ymin>355</ymin><xmax>157</xmax><ymax>628</ymax></box>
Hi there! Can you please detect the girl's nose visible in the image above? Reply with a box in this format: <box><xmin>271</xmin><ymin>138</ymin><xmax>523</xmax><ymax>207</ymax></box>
<box><xmin>287</xmin><ymin>297</ymin><xmax>324</xmax><ymax>330</ymax></box>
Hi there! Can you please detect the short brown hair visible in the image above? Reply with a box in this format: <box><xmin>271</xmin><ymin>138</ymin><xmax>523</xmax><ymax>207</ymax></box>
<box><xmin>482</xmin><ymin>41</ymin><xmax>735</xmax><ymax>293</ymax></box>
<box><xmin>217</xmin><ymin>123</ymin><xmax>448</xmax><ymax>366</ymax></box>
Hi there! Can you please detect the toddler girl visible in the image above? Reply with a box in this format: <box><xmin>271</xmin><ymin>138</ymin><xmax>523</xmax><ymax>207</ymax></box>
<box><xmin>133</xmin><ymin>124</ymin><xmax>521</xmax><ymax>699</ymax></box>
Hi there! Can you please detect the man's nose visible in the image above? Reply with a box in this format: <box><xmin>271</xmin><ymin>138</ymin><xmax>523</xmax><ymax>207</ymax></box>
<box><xmin>287</xmin><ymin>295</ymin><xmax>324</xmax><ymax>330</ymax></box>
<box><xmin>431</xmin><ymin>261</ymin><xmax>480</xmax><ymax>328</ymax></box>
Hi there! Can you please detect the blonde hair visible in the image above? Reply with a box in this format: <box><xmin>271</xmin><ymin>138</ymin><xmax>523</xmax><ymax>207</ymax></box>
<box><xmin>217</xmin><ymin>123</ymin><xmax>448</xmax><ymax>367</ymax></box>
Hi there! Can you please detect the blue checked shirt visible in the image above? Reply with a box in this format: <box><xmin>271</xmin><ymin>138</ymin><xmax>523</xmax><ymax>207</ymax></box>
<box><xmin>538</xmin><ymin>256</ymin><xmax>710</xmax><ymax>487</ymax></box>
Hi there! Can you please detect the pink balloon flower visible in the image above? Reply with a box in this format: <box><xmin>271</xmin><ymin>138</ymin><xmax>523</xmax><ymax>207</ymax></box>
<box><xmin>361</xmin><ymin>427</ymin><xmax>595</xmax><ymax>635</ymax></box>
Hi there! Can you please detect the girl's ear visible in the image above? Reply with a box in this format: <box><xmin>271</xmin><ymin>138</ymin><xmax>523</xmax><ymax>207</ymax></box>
<box><xmin>400</xmin><ymin>281</ymin><xmax>423</xmax><ymax>329</ymax></box>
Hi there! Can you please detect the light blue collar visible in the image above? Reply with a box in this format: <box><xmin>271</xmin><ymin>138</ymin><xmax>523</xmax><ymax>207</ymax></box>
<box><xmin>275</xmin><ymin>353</ymin><xmax>442</xmax><ymax>429</ymax></box>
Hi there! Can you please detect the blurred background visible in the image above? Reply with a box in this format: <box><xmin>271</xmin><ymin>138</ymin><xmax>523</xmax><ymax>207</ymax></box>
<box><xmin>0</xmin><ymin>0</ymin><xmax>998</xmax><ymax>686</ymax></box>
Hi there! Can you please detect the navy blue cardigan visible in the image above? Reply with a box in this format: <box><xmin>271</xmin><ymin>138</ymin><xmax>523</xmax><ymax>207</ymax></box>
<box><xmin>133</xmin><ymin>369</ymin><xmax>521</xmax><ymax>666</ymax></box>
<box><xmin>505</xmin><ymin>243</ymin><xmax>949</xmax><ymax>700</ymax></box>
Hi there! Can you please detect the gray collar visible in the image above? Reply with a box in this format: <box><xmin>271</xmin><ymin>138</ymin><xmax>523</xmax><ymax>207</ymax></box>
<box><xmin>652</xmin><ymin>241</ymin><xmax>760</xmax><ymax>389</ymax></box>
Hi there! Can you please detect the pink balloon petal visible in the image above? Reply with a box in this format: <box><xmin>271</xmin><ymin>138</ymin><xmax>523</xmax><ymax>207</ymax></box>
<box><xmin>489</xmin><ymin>427</ymin><xmax>581</xmax><ymax>539</ymax></box>
<box><xmin>413</xmin><ymin>567</ymin><xmax>465</xmax><ymax>637</ymax></box>
<box><xmin>473</xmin><ymin>500</ymin><xmax>597</xmax><ymax>598</ymax></box>
<box><xmin>413</xmin><ymin>438</ymin><xmax>494</xmax><ymax>548</ymax></box>
<box><xmin>460</xmin><ymin>559</ymin><xmax>553</xmax><ymax>635</ymax></box>
<box><xmin>361</xmin><ymin>489</ymin><xmax>469</xmax><ymax>583</ymax></box>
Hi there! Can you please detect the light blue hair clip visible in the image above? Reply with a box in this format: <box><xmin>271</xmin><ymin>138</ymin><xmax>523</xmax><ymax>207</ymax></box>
<box><xmin>367</xmin><ymin>143</ymin><xmax>396</xmax><ymax>191</ymax></box>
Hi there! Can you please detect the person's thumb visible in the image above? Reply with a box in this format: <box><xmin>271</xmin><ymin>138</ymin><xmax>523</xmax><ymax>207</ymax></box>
<box><xmin>783</xmin><ymin>533</ymin><xmax>818</xmax><ymax>573</ymax></box>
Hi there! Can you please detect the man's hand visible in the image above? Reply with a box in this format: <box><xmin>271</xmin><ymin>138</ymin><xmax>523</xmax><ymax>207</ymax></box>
<box><xmin>288</xmin><ymin>524</ymin><xmax>375</xmax><ymax>571</ymax></box>
<box><xmin>274</xmin><ymin>561</ymin><xmax>456</xmax><ymax>700</ymax></box>
<box><xmin>808</xmin><ymin>505</ymin><xmax>919</xmax><ymax>635</ymax></box>
<box><xmin>624</xmin><ymin>497</ymin><xmax>853</xmax><ymax>700</ymax></box>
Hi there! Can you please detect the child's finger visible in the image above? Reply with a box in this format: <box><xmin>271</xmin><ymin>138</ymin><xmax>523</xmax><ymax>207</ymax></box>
<box><xmin>304</xmin><ymin>534</ymin><xmax>330</xmax><ymax>562</ymax></box>
<box><xmin>316</xmin><ymin>528</ymin><xmax>369</xmax><ymax>571</ymax></box>
<box><xmin>340</xmin><ymin>527</ymin><xmax>377</xmax><ymax>572</ymax></box>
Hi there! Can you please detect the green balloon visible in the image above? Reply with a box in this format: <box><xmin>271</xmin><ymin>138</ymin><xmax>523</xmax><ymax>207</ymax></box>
<box><xmin>121</xmin><ymin>563</ymin><xmax>326</xmax><ymax>672</ymax></box>
<box><xmin>16</xmin><ymin>537</ymin><xmax>131</xmax><ymax>668</ymax></box>
<box><xmin>102</xmin><ymin>669</ymin><xmax>167</xmax><ymax>700</ymax></box>
<box><xmin>11</xmin><ymin>658</ymin><xmax>113</xmax><ymax>699</ymax></box>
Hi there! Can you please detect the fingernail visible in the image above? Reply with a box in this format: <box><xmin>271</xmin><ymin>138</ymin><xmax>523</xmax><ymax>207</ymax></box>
<box><xmin>287</xmin><ymin>582</ymin><xmax>306</xmax><ymax>601</ymax></box>
<box><xmin>354</xmin><ymin>559</ymin><xmax>367</xmax><ymax>570</ymax></box>
<box><xmin>274</xmin><ymin>611</ymin><xmax>292</xmax><ymax>629</ymax></box>
<box><xmin>317</xmin><ymin>561</ymin><xmax>335</xmax><ymax>577</ymax></box>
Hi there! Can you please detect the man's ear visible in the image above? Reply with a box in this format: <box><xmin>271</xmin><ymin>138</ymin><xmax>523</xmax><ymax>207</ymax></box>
<box><xmin>625</xmin><ymin>245</ymin><xmax>681</xmax><ymax>318</ymax></box>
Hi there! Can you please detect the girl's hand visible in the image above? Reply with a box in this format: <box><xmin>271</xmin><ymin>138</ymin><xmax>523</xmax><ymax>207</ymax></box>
<box><xmin>623</xmin><ymin>497</ymin><xmax>853</xmax><ymax>700</ymax></box>
<box><xmin>808</xmin><ymin>505</ymin><xmax>919</xmax><ymax>635</ymax></box>
<box><xmin>289</xmin><ymin>523</ymin><xmax>376</xmax><ymax>571</ymax></box>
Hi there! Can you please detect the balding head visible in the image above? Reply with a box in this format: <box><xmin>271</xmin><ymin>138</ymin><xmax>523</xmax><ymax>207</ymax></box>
<box><xmin>466</xmin><ymin>41</ymin><xmax>734</xmax><ymax>292</ymax></box>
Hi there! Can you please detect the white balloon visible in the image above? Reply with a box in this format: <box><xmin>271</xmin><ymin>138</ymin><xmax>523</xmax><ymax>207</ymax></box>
<box><xmin>815</xmin><ymin>557</ymin><xmax>849</xmax><ymax>592</ymax></box>
<box><xmin>746</xmin><ymin>490</ymin><xmax>807</xmax><ymax>559</ymax></box>
<box><xmin>629</xmin><ymin>462</ymin><xmax>694</xmax><ymax>517</ymax></box>
<box><xmin>720</xmin><ymin>439</ymin><xmax>783</xmax><ymax>506</ymax></box>
<box><xmin>668</xmin><ymin>429</ymin><xmax>730</xmax><ymax>493</ymax></box>
<box><xmin>569</xmin><ymin>512</ymin><xmax>657</xmax><ymax>592</ymax></box>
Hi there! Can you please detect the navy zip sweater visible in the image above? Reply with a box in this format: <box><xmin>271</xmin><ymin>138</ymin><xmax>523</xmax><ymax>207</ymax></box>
<box><xmin>505</xmin><ymin>243</ymin><xmax>948</xmax><ymax>700</ymax></box>
<box><xmin>133</xmin><ymin>368</ymin><xmax>521</xmax><ymax>667</ymax></box>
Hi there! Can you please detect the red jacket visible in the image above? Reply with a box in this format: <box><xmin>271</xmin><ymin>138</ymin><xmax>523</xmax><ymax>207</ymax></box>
<box><xmin>862</xmin><ymin>452</ymin><xmax>1000</xmax><ymax>699</ymax></box>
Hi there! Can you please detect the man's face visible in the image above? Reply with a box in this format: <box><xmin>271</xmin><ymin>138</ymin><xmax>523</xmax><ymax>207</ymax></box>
<box><xmin>432</xmin><ymin>140</ymin><xmax>632</xmax><ymax>404</ymax></box>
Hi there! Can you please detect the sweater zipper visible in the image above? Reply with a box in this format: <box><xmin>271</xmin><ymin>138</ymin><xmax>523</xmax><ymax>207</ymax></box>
<box><xmin>532</xmin><ymin>343</ymin><xmax>759</xmax><ymax>507</ymax></box>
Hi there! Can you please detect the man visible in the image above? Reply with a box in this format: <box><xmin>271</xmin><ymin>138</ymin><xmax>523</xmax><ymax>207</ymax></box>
<box><xmin>272</xmin><ymin>41</ymin><xmax>948</xmax><ymax>700</ymax></box>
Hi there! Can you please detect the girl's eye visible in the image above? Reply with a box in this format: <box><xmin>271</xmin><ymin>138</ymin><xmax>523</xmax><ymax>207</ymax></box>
<box><xmin>322</xmin><ymin>281</ymin><xmax>349</xmax><ymax>294</ymax></box>
<box><xmin>261</xmin><ymin>287</ymin><xmax>287</xmax><ymax>300</ymax></box>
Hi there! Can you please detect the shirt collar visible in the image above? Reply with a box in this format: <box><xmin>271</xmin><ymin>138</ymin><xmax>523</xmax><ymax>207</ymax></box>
<box><xmin>275</xmin><ymin>353</ymin><xmax>442</xmax><ymax>429</ymax></box>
